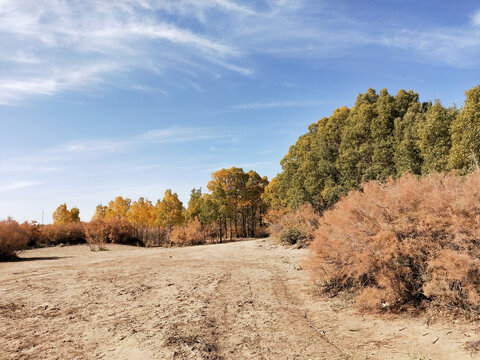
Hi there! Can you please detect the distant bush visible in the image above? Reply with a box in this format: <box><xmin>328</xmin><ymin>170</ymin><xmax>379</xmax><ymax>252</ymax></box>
<box><xmin>307</xmin><ymin>172</ymin><xmax>480</xmax><ymax>314</ymax></box>
<box><xmin>19</xmin><ymin>221</ymin><xmax>42</xmax><ymax>247</ymax></box>
<box><xmin>0</xmin><ymin>218</ymin><xmax>28</xmax><ymax>260</ymax></box>
<box><xmin>40</xmin><ymin>222</ymin><xmax>86</xmax><ymax>247</ymax></box>
<box><xmin>171</xmin><ymin>218</ymin><xmax>205</xmax><ymax>246</ymax></box>
<box><xmin>104</xmin><ymin>218</ymin><xmax>134</xmax><ymax>244</ymax></box>
<box><xmin>84</xmin><ymin>219</ymin><xmax>108</xmax><ymax>251</ymax></box>
<box><xmin>267</xmin><ymin>204</ymin><xmax>320</xmax><ymax>247</ymax></box>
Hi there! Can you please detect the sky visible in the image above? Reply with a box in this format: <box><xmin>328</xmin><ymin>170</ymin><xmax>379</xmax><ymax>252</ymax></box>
<box><xmin>1</xmin><ymin>0</ymin><xmax>480</xmax><ymax>223</ymax></box>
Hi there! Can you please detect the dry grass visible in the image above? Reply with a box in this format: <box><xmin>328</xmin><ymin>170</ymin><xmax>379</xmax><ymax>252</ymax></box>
<box><xmin>307</xmin><ymin>172</ymin><xmax>480</xmax><ymax>314</ymax></box>
<box><xmin>463</xmin><ymin>340</ymin><xmax>480</xmax><ymax>355</ymax></box>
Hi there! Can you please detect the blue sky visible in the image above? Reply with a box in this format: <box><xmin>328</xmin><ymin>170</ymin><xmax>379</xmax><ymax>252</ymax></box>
<box><xmin>1</xmin><ymin>0</ymin><xmax>480</xmax><ymax>223</ymax></box>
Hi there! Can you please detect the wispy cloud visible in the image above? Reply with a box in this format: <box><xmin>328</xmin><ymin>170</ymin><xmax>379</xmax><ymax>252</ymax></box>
<box><xmin>1</xmin><ymin>1</ymin><xmax>480</xmax><ymax>104</ymax></box>
<box><xmin>60</xmin><ymin>126</ymin><xmax>229</xmax><ymax>155</ymax></box>
<box><xmin>0</xmin><ymin>63</ymin><xmax>118</xmax><ymax>105</ymax></box>
<box><xmin>0</xmin><ymin>0</ymin><xmax>250</xmax><ymax>104</ymax></box>
<box><xmin>0</xmin><ymin>126</ymin><xmax>233</xmax><ymax>179</ymax></box>
<box><xmin>0</xmin><ymin>181</ymin><xmax>40</xmax><ymax>192</ymax></box>
<box><xmin>473</xmin><ymin>10</ymin><xmax>480</xmax><ymax>26</ymax></box>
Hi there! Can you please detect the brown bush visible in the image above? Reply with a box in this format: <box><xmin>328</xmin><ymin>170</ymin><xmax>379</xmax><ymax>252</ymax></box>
<box><xmin>171</xmin><ymin>218</ymin><xmax>206</xmax><ymax>246</ymax></box>
<box><xmin>0</xmin><ymin>218</ymin><xmax>28</xmax><ymax>260</ymax></box>
<box><xmin>84</xmin><ymin>218</ymin><xmax>136</xmax><ymax>250</ymax></box>
<box><xmin>19</xmin><ymin>221</ymin><xmax>42</xmax><ymax>247</ymax></box>
<box><xmin>307</xmin><ymin>172</ymin><xmax>480</xmax><ymax>314</ymax></box>
<box><xmin>104</xmin><ymin>218</ymin><xmax>134</xmax><ymax>244</ymax></box>
<box><xmin>40</xmin><ymin>222</ymin><xmax>86</xmax><ymax>247</ymax></box>
<box><xmin>84</xmin><ymin>219</ymin><xmax>109</xmax><ymax>251</ymax></box>
<box><xmin>267</xmin><ymin>204</ymin><xmax>320</xmax><ymax>247</ymax></box>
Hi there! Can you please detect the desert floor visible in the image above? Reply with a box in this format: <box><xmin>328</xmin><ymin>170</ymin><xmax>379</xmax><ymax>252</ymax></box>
<box><xmin>1</xmin><ymin>239</ymin><xmax>478</xmax><ymax>359</ymax></box>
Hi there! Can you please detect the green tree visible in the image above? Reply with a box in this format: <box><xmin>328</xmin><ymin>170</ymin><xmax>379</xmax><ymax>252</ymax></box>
<box><xmin>449</xmin><ymin>85</ymin><xmax>480</xmax><ymax>172</ymax></box>
<box><xmin>393</xmin><ymin>90</ymin><xmax>424</xmax><ymax>175</ymax></box>
<box><xmin>418</xmin><ymin>100</ymin><xmax>454</xmax><ymax>173</ymax></box>
<box><xmin>186</xmin><ymin>188</ymin><xmax>204</xmax><ymax>221</ymax></box>
<box><xmin>337</xmin><ymin>88</ymin><xmax>378</xmax><ymax>189</ymax></box>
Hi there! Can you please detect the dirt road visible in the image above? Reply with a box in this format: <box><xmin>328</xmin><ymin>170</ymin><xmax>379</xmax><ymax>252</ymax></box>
<box><xmin>0</xmin><ymin>239</ymin><xmax>477</xmax><ymax>359</ymax></box>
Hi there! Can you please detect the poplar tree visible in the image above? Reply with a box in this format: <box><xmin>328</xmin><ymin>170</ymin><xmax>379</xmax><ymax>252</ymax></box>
<box><xmin>418</xmin><ymin>100</ymin><xmax>454</xmax><ymax>173</ymax></box>
<box><xmin>449</xmin><ymin>85</ymin><xmax>480</xmax><ymax>172</ymax></box>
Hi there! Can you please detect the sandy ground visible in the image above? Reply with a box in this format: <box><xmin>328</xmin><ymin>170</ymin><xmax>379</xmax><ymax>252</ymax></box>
<box><xmin>0</xmin><ymin>239</ymin><xmax>479</xmax><ymax>360</ymax></box>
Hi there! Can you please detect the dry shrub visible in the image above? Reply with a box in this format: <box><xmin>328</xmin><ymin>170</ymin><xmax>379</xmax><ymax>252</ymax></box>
<box><xmin>267</xmin><ymin>204</ymin><xmax>320</xmax><ymax>247</ymax></box>
<box><xmin>0</xmin><ymin>218</ymin><xmax>28</xmax><ymax>260</ymax></box>
<box><xmin>104</xmin><ymin>218</ymin><xmax>134</xmax><ymax>244</ymax></box>
<box><xmin>40</xmin><ymin>222</ymin><xmax>86</xmax><ymax>247</ymax></box>
<box><xmin>307</xmin><ymin>172</ymin><xmax>480</xmax><ymax>313</ymax></box>
<box><xmin>254</xmin><ymin>225</ymin><xmax>269</xmax><ymax>238</ymax></box>
<box><xmin>171</xmin><ymin>218</ymin><xmax>206</xmax><ymax>246</ymax></box>
<box><xmin>84</xmin><ymin>218</ymin><xmax>135</xmax><ymax>250</ymax></box>
<box><xmin>84</xmin><ymin>219</ymin><xmax>109</xmax><ymax>251</ymax></box>
<box><xmin>19</xmin><ymin>221</ymin><xmax>42</xmax><ymax>247</ymax></box>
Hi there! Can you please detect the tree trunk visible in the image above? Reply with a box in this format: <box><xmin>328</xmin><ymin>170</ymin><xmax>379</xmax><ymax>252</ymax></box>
<box><xmin>234</xmin><ymin>210</ymin><xmax>238</xmax><ymax>238</ymax></box>
<box><xmin>218</xmin><ymin>220</ymin><xmax>223</xmax><ymax>242</ymax></box>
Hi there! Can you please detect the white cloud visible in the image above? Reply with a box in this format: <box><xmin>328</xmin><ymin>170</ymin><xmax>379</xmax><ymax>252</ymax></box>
<box><xmin>57</xmin><ymin>126</ymin><xmax>229</xmax><ymax>156</ymax></box>
<box><xmin>0</xmin><ymin>181</ymin><xmax>40</xmax><ymax>192</ymax></box>
<box><xmin>1</xmin><ymin>1</ymin><xmax>480</xmax><ymax>104</ymax></box>
<box><xmin>0</xmin><ymin>0</ymin><xmax>249</xmax><ymax>104</ymax></box>
<box><xmin>0</xmin><ymin>63</ymin><xmax>118</xmax><ymax>105</ymax></box>
<box><xmin>473</xmin><ymin>10</ymin><xmax>480</xmax><ymax>26</ymax></box>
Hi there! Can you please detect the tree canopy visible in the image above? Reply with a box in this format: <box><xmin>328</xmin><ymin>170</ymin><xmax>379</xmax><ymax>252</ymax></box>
<box><xmin>265</xmin><ymin>86</ymin><xmax>478</xmax><ymax>212</ymax></box>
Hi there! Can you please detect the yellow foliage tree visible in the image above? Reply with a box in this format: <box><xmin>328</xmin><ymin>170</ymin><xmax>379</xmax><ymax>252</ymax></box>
<box><xmin>156</xmin><ymin>190</ymin><xmax>184</xmax><ymax>230</ymax></box>
<box><xmin>52</xmin><ymin>203</ymin><xmax>80</xmax><ymax>224</ymax></box>
<box><xmin>105</xmin><ymin>196</ymin><xmax>131</xmax><ymax>220</ymax></box>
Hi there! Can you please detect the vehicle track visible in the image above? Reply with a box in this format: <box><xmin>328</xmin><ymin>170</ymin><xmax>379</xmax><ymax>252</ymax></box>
<box><xmin>0</xmin><ymin>240</ymin><xmax>476</xmax><ymax>359</ymax></box>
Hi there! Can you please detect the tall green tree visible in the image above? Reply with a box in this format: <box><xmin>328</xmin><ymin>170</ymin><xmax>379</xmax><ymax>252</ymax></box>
<box><xmin>393</xmin><ymin>90</ymin><xmax>424</xmax><ymax>175</ymax></box>
<box><xmin>337</xmin><ymin>88</ymin><xmax>378</xmax><ymax>189</ymax></box>
<box><xmin>450</xmin><ymin>85</ymin><xmax>480</xmax><ymax>172</ymax></box>
<box><xmin>418</xmin><ymin>99</ymin><xmax>454</xmax><ymax>173</ymax></box>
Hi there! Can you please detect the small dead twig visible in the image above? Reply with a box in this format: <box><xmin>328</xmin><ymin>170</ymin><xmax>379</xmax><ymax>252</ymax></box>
<box><xmin>433</xmin><ymin>337</ymin><xmax>440</xmax><ymax>344</ymax></box>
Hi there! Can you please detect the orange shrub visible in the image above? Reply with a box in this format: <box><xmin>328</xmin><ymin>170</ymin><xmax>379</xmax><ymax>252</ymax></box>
<box><xmin>0</xmin><ymin>218</ymin><xmax>28</xmax><ymax>260</ymax></box>
<box><xmin>170</xmin><ymin>218</ymin><xmax>205</xmax><ymax>246</ymax></box>
<box><xmin>267</xmin><ymin>204</ymin><xmax>320</xmax><ymax>247</ymax></box>
<box><xmin>40</xmin><ymin>222</ymin><xmax>85</xmax><ymax>247</ymax></box>
<box><xmin>104</xmin><ymin>218</ymin><xmax>134</xmax><ymax>244</ymax></box>
<box><xmin>307</xmin><ymin>172</ymin><xmax>480</xmax><ymax>313</ymax></box>
<box><xmin>84</xmin><ymin>218</ymin><xmax>135</xmax><ymax>250</ymax></box>
<box><xmin>84</xmin><ymin>219</ymin><xmax>108</xmax><ymax>251</ymax></box>
<box><xmin>19</xmin><ymin>221</ymin><xmax>42</xmax><ymax>247</ymax></box>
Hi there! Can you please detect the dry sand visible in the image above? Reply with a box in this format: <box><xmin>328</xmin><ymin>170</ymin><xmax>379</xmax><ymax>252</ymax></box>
<box><xmin>0</xmin><ymin>239</ymin><xmax>478</xmax><ymax>359</ymax></box>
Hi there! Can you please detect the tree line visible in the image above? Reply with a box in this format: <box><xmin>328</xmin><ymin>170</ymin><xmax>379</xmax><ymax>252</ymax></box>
<box><xmin>264</xmin><ymin>85</ymin><xmax>480</xmax><ymax>212</ymax></box>
<box><xmin>53</xmin><ymin>167</ymin><xmax>269</xmax><ymax>243</ymax></box>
